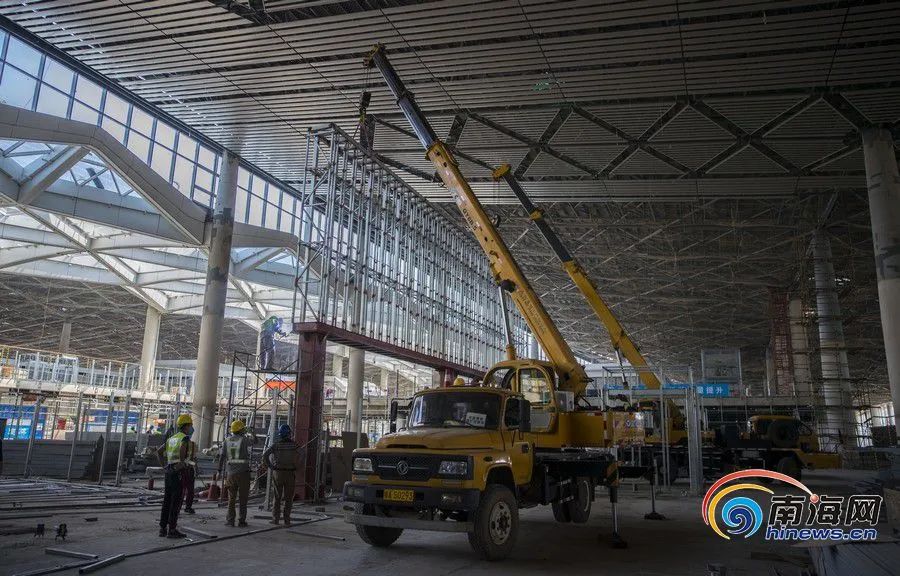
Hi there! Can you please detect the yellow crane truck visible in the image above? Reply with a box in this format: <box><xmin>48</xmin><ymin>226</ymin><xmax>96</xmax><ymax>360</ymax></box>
<box><xmin>342</xmin><ymin>44</ymin><xmax>644</xmax><ymax>560</ymax></box>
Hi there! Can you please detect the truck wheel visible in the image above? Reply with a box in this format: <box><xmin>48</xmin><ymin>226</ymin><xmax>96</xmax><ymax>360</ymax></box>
<box><xmin>551</xmin><ymin>501</ymin><xmax>571</xmax><ymax>522</ymax></box>
<box><xmin>565</xmin><ymin>476</ymin><xmax>592</xmax><ymax>523</ymax></box>
<box><xmin>467</xmin><ymin>484</ymin><xmax>518</xmax><ymax>561</ymax></box>
<box><xmin>775</xmin><ymin>456</ymin><xmax>801</xmax><ymax>481</ymax></box>
<box><xmin>354</xmin><ymin>504</ymin><xmax>403</xmax><ymax>547</ymax></box>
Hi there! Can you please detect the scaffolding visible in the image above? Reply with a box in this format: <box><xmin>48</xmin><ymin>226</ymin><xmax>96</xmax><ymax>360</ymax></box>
<box><xmin>224</xmin><ymin>351</ymin><xmax>298</xmax><ymax>502</ymax></box>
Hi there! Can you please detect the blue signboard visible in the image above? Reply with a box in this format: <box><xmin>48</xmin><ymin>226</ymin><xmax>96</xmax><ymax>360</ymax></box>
<box><xmin>601</xmin><ymin>382</ymin><xmax>730</xmax><ymax>397</ymax></box>
<box><xmin>0</xmin><ymin>404</ymin><xmax>48</xmax><ymax>440</ymax></box>
<box><xmin>85</xmin><ymin>409</ymin><xmax>140</xmax><ymax>433</ymax></box>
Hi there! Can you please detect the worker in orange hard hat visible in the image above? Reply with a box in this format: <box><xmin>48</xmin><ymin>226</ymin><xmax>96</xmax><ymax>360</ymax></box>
<box><xmin>219</xmin><ymin>419</ymin><xmax>256</xmax><ymax>527</ymax></box>
<box><xmin>156</xmin><ymin>414</ymin><xmax>193</xmax><ymax>538</ymax></box>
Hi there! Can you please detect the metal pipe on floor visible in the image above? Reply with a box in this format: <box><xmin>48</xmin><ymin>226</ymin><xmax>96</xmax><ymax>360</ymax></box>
<box><xmin>66</xmin><ymin>392</ymin><xmax>84</xmax><ymax>482</ymax></box>
<box><xmin>78</xmin><ymin>553</ymin><xmax>125</xmax><ymax>574</ymax></box>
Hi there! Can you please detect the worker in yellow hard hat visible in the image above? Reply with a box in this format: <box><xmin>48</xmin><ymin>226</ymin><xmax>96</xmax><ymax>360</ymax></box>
<box><xmin>155</xmin><ymin>414</ymin><xmax>193</xmax><ymax>538</ymax></box>
<box><xmin>453</xmin><ymin>376</ymin><xmax>466</xmax><ymax>386</ymax></box>
<box><xmin>219</xmin><ymin>419</ymin><xmax>256</xmax><ymax>527</ymax></box>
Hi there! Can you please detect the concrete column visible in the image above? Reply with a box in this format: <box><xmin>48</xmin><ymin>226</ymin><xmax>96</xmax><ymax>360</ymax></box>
<box><xmin>139</xmin><ymin>306</ymin><xmax>161</xmax><ymax>389</ymax></box>
<box><xmin>193</xmin><ymin>150</ymin><xmax>238</xmax><ymax>449</ymax></box>
<box><xmin>59</xmin><ymin>322</ymin><xmax>71</xmax><ymax>354</ymax></box>
<box><xmin>813</xmin><ymin>231</ymin><xmax>856</xmax><ymax>449</ymax></box>
<box><xmin>346</xmin><ymin>348</ymin><xmax>364</xmax><ymax>433</ymax></box>
<box><xmin>862</xmin><ymin>127</ymin><xmax>900</xmax><ymax>443</ymax></box>
<box><xmin>789</xmin><ymin>298</ymin><xmax>812</xmax><ymax>397</ymax></box>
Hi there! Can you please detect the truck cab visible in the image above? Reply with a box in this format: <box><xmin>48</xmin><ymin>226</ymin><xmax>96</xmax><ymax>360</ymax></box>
<box><xmin>344</xmin><ymin>386</ymin><xmax>536</xmax><ymax>559</ymax></box>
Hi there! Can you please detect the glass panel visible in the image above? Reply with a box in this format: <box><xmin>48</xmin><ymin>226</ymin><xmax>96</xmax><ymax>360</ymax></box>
<box><xmin>248</xmin><ymin>193</ymin><xmax>263</xmax><ymax>225</ymax></box>
<box><xmin>155</xmin><ymin>121</ymin><xmax>176</xmax><ymax>149</ymax></box>
<box><xmin>519</xmin><ymin>368</ymin><xmax>553</xmax><ymax>430</ymax></box>
<box><xmin>103</xmin><ymin>92</ymin><xmax>129</xmax><ymax>123</ymax></box>
<box><xmin>278</xmin><ymin>208</ymin><xmax>292</xmax><ymax>233</ymax></box>
<box><xmin>0</xmin><ymin>65</ymin><xmax>37</xmax><ymax>108</ymax></box>
<box><xmin>150</xmin><ymin>145</ymin><xmax>173</xmax><ymax>179</ymax></box>
<box><xmin>6</xmin><ymin>37</ymin><xmax>41</xmax><ymax>76</ymax></box>
<box><xmin>74</xmin><ymin>76</ymin><xmax>102</xmax><ymax>108</ymax></box>
<box><xmin>193</xmin><ymin>189</ymin><xmax>210</xmax><ymax>207</ymax></box>
<box><xmin>177</xmin><ymin>134</ymin><xmax>197</xmax><ymax>159</ymax></box>
<box><xmin>101</xmin><ymin>115</ymin><xmax>126</xmax><ymax>144</ymax></box>
<box><xmin>197</xmin><ymin>145</ymin><xmax>215</xmax><ymax>169</ymax></box>
<box><xmin>36</xmin><ymin>85</ymin><xmax>69</xmax><ymax>117</ymax></box>
<box><xmin>234</xmin><ymin>187</ymin><xmax>249</xmax><ymax>222</ymax></box>
<box><xmin>42</xmin><ymin>58</ymin><xmax>74</xmax><ymax>92</ymax></box>
<box><xmin>264</xmin><ymin>201</ymin><xmax>278</xmax><ymax>229</ymax></box>
<box><xmin>71</xmin><ymin>101</ymin><xmax>99</xmax><ymax>124</ymax></box>
<box><xmin>127</xmin><ymin>132</ymin><xmax>151</xmax><ymax>162</ymax></box>
<box><xmin>130</xmin><ymin>107</ymin><xmax>153</xmax><ymax>137</ymax></box>
<box><xmin>172</xmin><ymin>156</ymin><xmax>194</xmax><ymax>195</ymax></box>
<box><xmin>194</xmin><ymin>167</ymin><xmax>212</xmax><ymax>192</ymax></box>
<box><xmin>238</xmin><ymin>167</ymin><xmax>250</xmax><ymax>189</ymax></box>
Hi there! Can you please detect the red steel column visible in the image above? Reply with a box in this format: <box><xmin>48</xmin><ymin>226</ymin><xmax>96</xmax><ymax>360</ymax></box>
<box><xmin>294</xmin><ymin>331</ymin><xmax>326</xmax><ymax>501</ymax></box>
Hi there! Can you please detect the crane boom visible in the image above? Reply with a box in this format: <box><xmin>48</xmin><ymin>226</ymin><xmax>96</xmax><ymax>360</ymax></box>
<box><xmin>492</xmin><ymin>164</ymin><xmax>663</xmax><ymax>391</ymax></box>
<box><xmin>364</xmin><ymin>44</ymin><xmax>589</xmax><ymax>393</ymax></box>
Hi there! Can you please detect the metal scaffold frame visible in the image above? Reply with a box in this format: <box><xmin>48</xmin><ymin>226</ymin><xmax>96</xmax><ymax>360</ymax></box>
<box><xmin>293</xmin><ymin>125</ymin><xmax>527</xmax><ymax>371</ymax></box>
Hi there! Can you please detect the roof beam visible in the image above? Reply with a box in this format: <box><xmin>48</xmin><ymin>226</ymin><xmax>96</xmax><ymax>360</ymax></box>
<box><xmin>17</xmin><ymin>145</ymin><xmax>89</xmax><ymax>205</ymax></box>
<box><xmin>514</xmin><ymin>106</ymin><xmax>572</xmax><ymax>178</ymax></box>
<box><xmin>600</xmin><ymin>101</ymin><xmax>686</xmax><ymax>177</ymax></box>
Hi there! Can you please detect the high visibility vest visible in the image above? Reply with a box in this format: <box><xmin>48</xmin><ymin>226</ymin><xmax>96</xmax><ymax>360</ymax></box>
<box><xmin>226</xmin><ymin>435</ymin><xmax>247</xmax><ymax>464</ymax></box>
<box><xmin>165</xmin><ymin>432</ymin><xmax>186</xmax><ymax>465</ymax></box>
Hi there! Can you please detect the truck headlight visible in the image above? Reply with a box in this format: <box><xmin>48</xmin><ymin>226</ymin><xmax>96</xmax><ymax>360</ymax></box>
<box><xmin>438</xmin><ymin>460</ymin><xmax>467</xmax><ymax>476</ymax></box>
<box><xmin>353</xmin><ymin>457</ymin><xmax>373</xmax><ymax>473</ymax></box>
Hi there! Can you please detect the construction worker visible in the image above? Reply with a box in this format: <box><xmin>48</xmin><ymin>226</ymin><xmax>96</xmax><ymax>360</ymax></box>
<box><xmin>262</xmin><ymin>424</ymin><xmax>299</xmax><ymax>525</ymax></box>
<box><xmin>258</xmin><ymin>316</ymin><xmax>286</xmax><ymax>371</ymax></box>
<box><xmin>182</xmin><ymin>437</ymin><xmax>198</xmax><ymax>514</ymax></box>
<box><xmin>219</xmin><ymin>419</ymin><xmax>256</xmax><ymax>527</ymax></box>
<box><xmin>155</xmin><ymin>414</ymin><xmax>192</xmax><ymax>538</ymax></box>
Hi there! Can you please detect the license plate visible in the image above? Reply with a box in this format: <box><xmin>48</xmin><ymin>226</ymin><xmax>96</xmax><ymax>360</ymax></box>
<box><xmin>383</xmin><ymin>489</ymin><xmax>414</xmax><ymax>502</ymax></box>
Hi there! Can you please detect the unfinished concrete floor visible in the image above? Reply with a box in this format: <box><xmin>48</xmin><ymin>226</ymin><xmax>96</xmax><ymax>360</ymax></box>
<box><xmin>0</xmin><ymin>470</ymin><xmax>894</xmax><ymax>576</ymax></box>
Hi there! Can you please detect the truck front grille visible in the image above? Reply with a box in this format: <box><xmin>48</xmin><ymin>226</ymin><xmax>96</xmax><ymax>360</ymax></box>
<box><xmin>371</xmin><ymin>454</ymin><xmax>435</xmax><ymax>481</ymax></box>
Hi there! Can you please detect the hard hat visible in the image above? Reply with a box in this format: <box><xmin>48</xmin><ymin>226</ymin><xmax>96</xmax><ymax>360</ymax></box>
<box><xmin>176</xmin><ymin>414</ymin><xmax>192</xmax><ymax>428</ymax></box>
<box><xmin>231</xmin><ymin>419</ymin><xmax>246</xmax><ymax>433</ymax></box>
<box><xmin>278</xmin><ymin>424</ymin><xmax>292</xmax><ymax>439</ymax></box>
<box><xmin>453</xmin><ymin>376</ymin><xmax>465</xmax><ymax>386</ymax></box>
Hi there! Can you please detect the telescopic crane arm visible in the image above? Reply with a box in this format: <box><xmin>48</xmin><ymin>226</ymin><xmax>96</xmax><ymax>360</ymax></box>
<box><xmin>492</xmin><ymin>164</ymin><xmax>664</xmax><ymax>392</ymax></box>
<box><xmin>364</xmin><ymin>44</ymin><xmax>589</xmax><ymax>394</ymax></box>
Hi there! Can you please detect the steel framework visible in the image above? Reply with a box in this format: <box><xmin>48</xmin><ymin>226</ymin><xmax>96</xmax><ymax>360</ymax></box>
<box><xmin>294</xmin><ymin>125</ymin><xmax>527</xmax><ymax>371</ymax></box>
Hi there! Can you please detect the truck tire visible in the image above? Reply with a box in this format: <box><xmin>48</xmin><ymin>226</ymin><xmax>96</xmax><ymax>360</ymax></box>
<box><xmin>354</xmin><ymin>504</ymin><xmax>403</xmax><ymax>548</ymax></box>
<box><xmin>467</xmin><ymin>484</ymin><xmax>518</xmax><ymax>561</ymax></box>
<box><xmin>551</xmin><ymin>501</ymin><xmax>571</xmax><ymax>522</ymax></box>
<box><xmin>767</xmin><ymin>419</ymin><xmax>799</xmax><ymax>448</ymax></box>
<box><xmin>775</xmin><ymin>455</ymin><xmax>801</xmax><ymax>481</ymax></box>
<box><xmin>565</xmin><ymin>476</ymin><xmax>592</xmax><ymax>523</ymax></box>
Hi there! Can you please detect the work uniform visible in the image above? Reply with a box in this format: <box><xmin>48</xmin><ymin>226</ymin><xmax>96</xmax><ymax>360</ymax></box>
<box><xmin>262</xmin><ymin>439</ymin><xmax>299</xmax><ymax>523</ymax></box>
<box><xmin>182</xmin><ymin>440</ymin><xmax>198</xmax><ymax>512</ymax></box>
<box><xmin>221</xmin><ymin>432</ymin><xmax>254</xmax><ymax>525</ymax></box>
<box><xmin>159</xmin><ymin>431</ymin><xmax>189</xmax><ymax>532</ymax></box>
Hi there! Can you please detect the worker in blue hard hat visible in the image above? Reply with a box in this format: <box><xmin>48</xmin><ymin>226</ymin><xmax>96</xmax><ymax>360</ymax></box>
<box><xmin>261</xmin><ymin>424</ymin><xmax>300</xmax><ymax>526</ymax></box>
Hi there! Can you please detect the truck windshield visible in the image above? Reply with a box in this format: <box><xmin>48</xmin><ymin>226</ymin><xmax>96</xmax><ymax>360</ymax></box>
<box><xmin>408</xmin><ymin>392</ymin><xmax>501</xmax><ymax>429</ymax></box>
